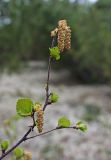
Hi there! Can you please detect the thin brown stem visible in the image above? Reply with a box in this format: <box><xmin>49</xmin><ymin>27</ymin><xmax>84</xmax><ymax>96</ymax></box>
<box><xmin>43</xmin><ymin>56</ymin><xmax>51</xmax><ymax>111</ymax></box>
<box><xmin>0</xmin><ymin>125</ymin><xmax>34</xmax><ymax>160</ymax></box>
<box><xmin>26</xmin><ymin>126</ymin><xmax>77</xmax><ymax>140</ymax></box>
<box><xmin>0</xmin><ymin>37</ymin><xmax>56</xmax><ymax>160</ymax></box>
<box><xmin>43</xmin><ymin>37</ymin><xmax>56</xmax><ymax>111</ymax></box>
<box><xmin>26</xmin><ymin>128</ymin><xmax>57</xmax><ymax>140</ymax></box>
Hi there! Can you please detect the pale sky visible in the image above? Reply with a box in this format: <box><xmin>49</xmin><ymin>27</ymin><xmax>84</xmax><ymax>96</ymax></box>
<box><xmin>3</xmin><ymin>0</ymin><xmax>98</xmax><ymax>4</ymax></box>
<box><xmin>71</xmin><ymin>0</ymin><xmax>97</xmax><ymax>3</ymax></box>
<box><xmin>89</xmin><ymin>0</ymin><xmax>97</xmax><ymax>2</ymax></box>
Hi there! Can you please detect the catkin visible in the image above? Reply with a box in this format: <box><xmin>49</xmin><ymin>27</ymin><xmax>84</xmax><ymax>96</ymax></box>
<box><xmin>64</xmin><ymin>26</ymin><xmax>71</xmax><ymax>50</ymax></box>
<box><xmin>57</xmin><ymin>20</ymin><xmax>67</xmax><ymax>52</ymax></box>
<box><xmin>57</xmin><ymin>20</ymin><xmax>71</xmax><ymax>52</ymax></box>
<box><xmin>50</xmin><ymin>19</ymin><xmax>71</xmax><ymax>52</ymax></box>
<box><xmin>24</xmin><ymin>151</ymin><xmax>32</xmax><ymax>160</ymax></box>
<box><xmin>35</xmin><ymin>104</ymin><xmax>44</xmax><ymax>133</ymax></box>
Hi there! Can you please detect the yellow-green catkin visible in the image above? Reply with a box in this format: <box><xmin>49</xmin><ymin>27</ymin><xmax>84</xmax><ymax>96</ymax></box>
<box><xmin>35</xmin><ymin>103</ymin><xmax>44</xmax><ymax>133</ymax></box>
<box><xmin>57</xmin><ymin>20</ymin><xmax>71</xmax><ymax>52</ymax></box>
<box><xmin>57</xmin><ymin>20</ymin><xmax>67</xmax><ymax>52</ymax></box>
<box><xmin>51</xmin><ymin>20</ymin><xmax>71</xmax><ymax>52</ymax></box>
<box><xmin>64</xmin><ymin>26</ymin><xmax>71</xmax><ymax>50</ymax></box>
<box><xmin>24</xmin><ymin>151</ymin><xmax>32</xmax><ymax>160</ymax></box>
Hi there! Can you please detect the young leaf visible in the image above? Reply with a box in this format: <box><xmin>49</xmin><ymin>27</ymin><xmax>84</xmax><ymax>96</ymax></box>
<box><xmin>49</xmin><ymin>47</ymin><xmax>60</xmax><ymax>60</ymax></box>
<box><xmin>1</xmin><ymin>140</ymin><xmax>9</xmax><ymax>151</ymax></box>
<box><xmin>58</xmin><ymin>116</ymin><xmax>71</xmax><ymax>127</ymax></box>
<box><xmin>13</xmin><ymin>147</ymin><xmax>24</xmax><ymax>158</ymax></box>
<box><xmin>16</xmin><ymin>98</ymin><xmax>33</xmax><ymax>117</ymax></box>
<box><xmin>76</xmin><ymin>121</ymin><xmax>87</xmax><ymax>132</ymax></box>
<box><xmin>50</xmin><ymin>92</ymin><xmax>59</xmax><ymax>103</ymax></box>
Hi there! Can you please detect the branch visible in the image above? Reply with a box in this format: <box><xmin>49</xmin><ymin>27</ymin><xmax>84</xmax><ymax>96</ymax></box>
<box><xmin>0</xmin><ymin>37</ymin><xmax>56</xmax><ymax>160</ymax></box>
<box><xmin>0</xmin><ymin>125</ymin><xmax>77</xmax><ymax>160</ymax></box>
<box><xmin>43</xmin><ymin>37</ymin><xmax>56</xmax><ymax>111</ymax></box>
<box><xmin>0</xmin><ymin>125</ymin><xmax>34</xmax><ymax>160</ymax></box>
<box><xmin>25</xmin><ymin>126</ymin><xmax>78</xmax><ymax>140</ymax></box>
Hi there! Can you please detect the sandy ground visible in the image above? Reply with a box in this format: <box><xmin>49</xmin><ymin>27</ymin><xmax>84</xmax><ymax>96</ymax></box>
<box><xmin>0</xmin><ymin>61</ymin><xmax>111</xmax><ymax>160</ymax></box>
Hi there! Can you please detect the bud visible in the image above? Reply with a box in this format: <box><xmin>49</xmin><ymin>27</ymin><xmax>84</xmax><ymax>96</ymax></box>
<box><xmin>50</xmin><ymin>92</ymin><xmax>59</xmax><ymax>103</ymax></box>
<box><xmin>1</xmin><ymin>140</ymin><xmax>9</xmax><ymax>151</ymax></box>
<box><xmin>35</xmin><ymin>103</ymin><xmax>44</xmax><ymax>133</ymax></box>
<box><xmin>76</xmin><ymin>121</ymin><xmax>87</xmax><ymax>132</ymax></box>
<box><xmin>13</xmin><ymin>147</ymin><xmax>24</xmax><ymax>159</ymax></box>
<box><xmin>51</xmin><ymin>28</ymin><xmax>58</xmax><ymax>37</ymax></box>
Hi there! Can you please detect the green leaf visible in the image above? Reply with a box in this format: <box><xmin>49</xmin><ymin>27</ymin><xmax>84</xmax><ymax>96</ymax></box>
<box><xmin>58</xmin><ymin>117</ymin><xmax>71</xmax><ymax>127</ymax></box>
<box><xmin>76</xmin><ymin>121</ymin><xmax>87</xmax><ymax>132</ymax></box>
<box><xmin>1</xmin><ymin>140</ymin><xmax>9</xmax><ymax>151</ymax></box>
<box><xmin>50</xmin><ymin>92</ymin><xmax>59</xmax><ymax>103</ymax></box>
<box><xmin>13</xmin><ymin>147</ymin><xmax>24</xmax><ymax>158</ymax></box>
<box><xmin>49</xmin><ymin>47</ymin><xmax>60</xmax><ymax>60</ymax></box>
<box><xmin>16</xmin><ymin>98</ymin><xmax>33</xmax><ymax>117</ymax></box>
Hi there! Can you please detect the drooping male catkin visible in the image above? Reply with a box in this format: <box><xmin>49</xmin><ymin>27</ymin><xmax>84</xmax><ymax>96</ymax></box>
<box><xmin>50</xmin><ymin>19</ymin><xmax>71</xmax><ymax>52</ymax></box>
<box><xmin>57</xmin><ymin>20</ymin><xmax>67</xmax><ymax>52</ymax></box>
<box><xmin>64</xmin><ymin>26</ymin><xmax>71</xmax><ymax>50</ymax></box>
<box><xmin>24</xmin><ymin>150</ymin><xmax>32</xmax><ymax>160</ymax></box>
<box><xmin>35</xmin><ymin>103</ymin><xmax>44</xmax><ymax>133</ymax></box>
<box><xmin>57</xmin><ymin>20</ymin><xmax>71</xmax><ymax>52</ymax></box>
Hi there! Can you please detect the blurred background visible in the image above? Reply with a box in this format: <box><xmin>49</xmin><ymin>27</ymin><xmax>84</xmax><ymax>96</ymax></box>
<box><xmin>0</xmin><ymin>0</ymin><xmax>111</xmax><ymax>160</ymax></box>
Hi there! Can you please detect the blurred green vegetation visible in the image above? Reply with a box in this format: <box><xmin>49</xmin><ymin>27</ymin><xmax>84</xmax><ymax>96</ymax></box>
<box><xmin>83</xmin><ymin>104</ymin><xmax>101</xmax><ymax>122</ymax></box>
<box><xmin>0</xmin><ymin>0</ymin><xmax>111</xmax><ymax>83</ymax></box>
